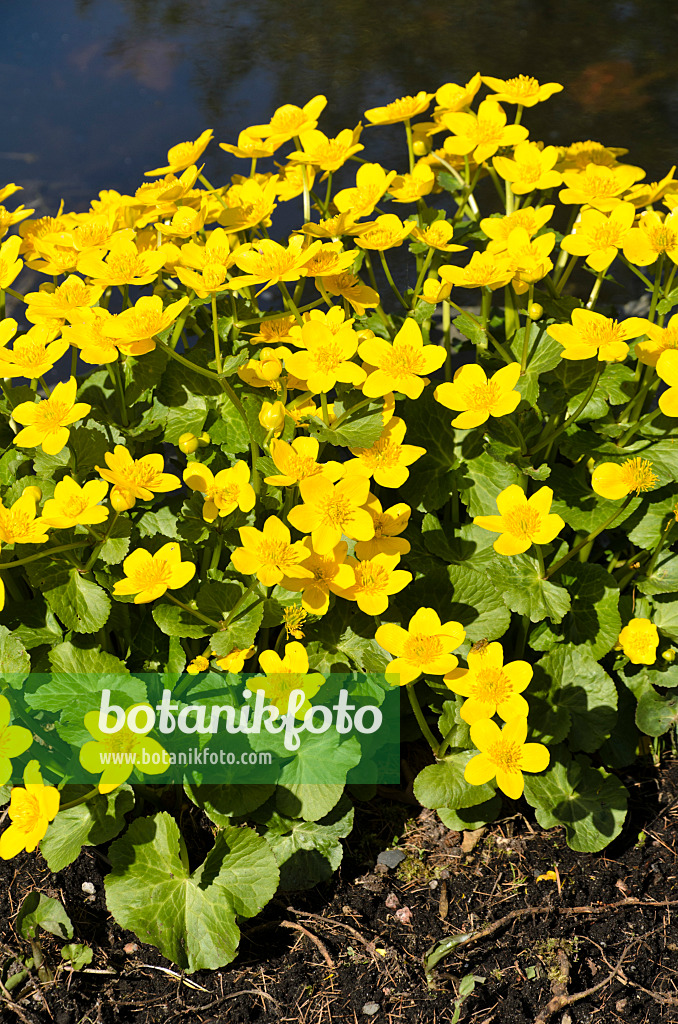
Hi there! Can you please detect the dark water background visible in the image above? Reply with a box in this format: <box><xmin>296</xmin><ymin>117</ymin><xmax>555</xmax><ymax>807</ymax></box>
<box><xmin>4</xmin><ymin>0</ymin><xmax>678</xmax><ymax>217</ymax></box>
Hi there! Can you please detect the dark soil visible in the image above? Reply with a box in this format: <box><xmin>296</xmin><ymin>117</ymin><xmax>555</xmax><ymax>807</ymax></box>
<box><xmin>1</xmin><ymin>757</ymin><xmax>677</xmax><ymax>1024</ymax></box>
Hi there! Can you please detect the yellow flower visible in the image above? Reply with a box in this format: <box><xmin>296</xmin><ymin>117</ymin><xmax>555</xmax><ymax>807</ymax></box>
<box><xmin>96</xmin><ymin>445</ymin><xmax>181</xmax><ymax>508</ymax></box>
<box><xmin>155</xmin><ymin>203</ymin><xmax>208</xmax><ymax>240</ymax></box>
<box><xmin>482</xmin><ymin>75</ymin><xmax>563</xmax><ymax>107</ymax></box>
<box><xmin>333</xmin><ymin>552</ymin><xmax>412</xmax><ymax>616</ymax></box>
<box><xmin>0</xmin><ymin>235</ymin><xmax>22</xmax><ymax>289</ymax></box>
<box><xmin>633</xmin><ymin>315</ymin><xmax>678</xmax><ymax>367</ymax></box>
<box><xmin>0</xmin><ymin>202</ymin><xmax>34</xmax><ymax>240</ymax></box>
<box><xmin>280</xmin><ymin>538</ymin><xmax>355</xmax><ymax>616</ymax></box>
<box><xmin>144</xmin><ymin>127</ymin><xmax>213</xmax><ymax>176</ymax></box>
<box><xmin>559</xmin><ymin>163</ymin><xmax>644</xmax><ymax>212</ymax></box>
<box><xmin>249</xmin><ymin>96</ymin><xmax>328</xmax><ymax>147</ymax></box>
<box><xmin>591</xmin><ymin>458</ymin><xmax>658</xmax><ymax>500</ymax></box>
<box><xmin>321</xmin><ymin>272</ymin><xmax>380</xmax><ymax>314</ymax></box>
<box><xmin>283</xmin><ymin>320</ymin><xmax>365</xmax><ymax>394</ymax></box>
<box><xmin>481</xmin><ymin>206</ymin><xmax>555</xmax><ymax>254</ymax></box>
<box><xmin>388</xmin><ymin>164</ymin><xmax>436</xmax><ymax>203</ymax></box>
<box><xmin>283</xmin><ymin>604</ymin><xmax>307</xmax><ymax>640</ymax></box>
<box><xmin>42</xmin><ymin>477</ymin><xmax>109</xmax><ymax>529</ymax></box>
<box><xmin>61</xmin><ymin>307</ymin><xmax>120</xmax><ymax>364</ymax></box>
<box><xmin>359</xmin><ymin>318</ymin><xmax>446</xmax><ymax>400</ymax></box>
<box><xmin>560</xmin><ymin>203</ymin><xmax>636</xmax><ymax>272</ymax></box>
<box><xmin>365</xmin><ymin>92</ymin><xmax>433</xmax><ymax>126</ymax></box>
<box><xmin>504</xmin><ymin>227</ymin><xmax>556</xmax><ymax>294</ymax></box>
<box><xmin>626</xmin><ymin>167</ymin><xmax>678</xmax><ymax>208</ymax></box>
<box><xmin>434</xmin><ymin>74</ymin><xmax>482</xmax><ymax>116</ymax></box>
<box><xmin>102</xmin><ymin>295</ymin><xmax>190</xmax><ymax>356</ymax></box>
<box><xmin>0</xmin><ymin>324</ymin><xmax>68</xmax><ymax>380</ymax></box>
<box><xmin>617</xmin><ymin>618</ymin><xmax>659</xmax><ymax>665</ymax></box>
<box><xmin>24</xmin><ymin>275</ymin><xmax>104</xmax><ymax>326</ymax></box>
<box><xmin>274</xmin><ymin>163</ymin><xmax>317</xmax><ymax>202</ymax></box>
<box><xmin>187</xmin><ymin>655</ymin><xmax>210</xmax><ymax>675</ymax></box>
<box><xmin>474</xmin><ymin>484</ymin><xmax>564</xmax><ymax>556</ymax></box>
<box><xmin>334</xmin><ymin>163</ymin><xmax>398</xmax><ymax>218</ymax></box>
<box><xmin>214</xmin><ymin>646</ymin><xmax>256</xmax><ymax>673</ymax></box>
<box><xmin>259</xmin><ymin>400</ymin><xmax>286</xmax><ymax>433</ymax></box>
<box><xmin>301</xmin><ymin>211</ymin><xmax>370</xmax><ymax>239</ymax></box>
<box><xmin>264</xmin><ymin>436</ymin><xmax>343</xmax><ymax>487</ymax></box>
<box><xmin>231</xmin><ymin>515</ymin><xmax>313</xmax><ymax>586</ymax></box>
<box><xmin>227</xmin><ymin>236</ymin><xmax>322</xmax><ymax>295</ymax></box>
<box><xmin>183</xmin><ymin>460</ymin><xmax>256</xmax><ymax>522</ymax></box>
<box><xmin>12</xmin><ymin>378</ymin><xmax>90</xmax><ymax>456</ymax></box>
<box><xmin>80</xmin><ymin>710</ymin><xmax>169</xmax><ymax>792</ymax></box>
<box><xmin>546</xmin><ymin>309</ymin><xmax>646</xmax><ymax>362</ymax></box>
<box><xmin>113</xmin><ymin>542</ymin><xmax>195</xmax><ymax>603</ymax></box>
<box><xmin>250</xmin><ymin>642</ymin><xmax>325</xmax><ymax>720</ymax></box>
<box><xmin>288</xmin><ymin>474</ymin><xmax>375</xmax><ymax>555</ymax></box>
<box><xmin>217</xmin><ymin>176</ymin><xmax>278</xmax><ymax>232</ymax></box>
<box><xmin>354</xmin><ymin>496</ymin><xmax>411</xmax><ymax>560</ymax></box>
<box><xmin>344</xmin><ymin>416</ymin><xmax>425</xmax><ymax>488</ymax></box>
<box><xmin>410</xmin><ymin>220</ymin><xmax>466</xmax><ymax>253</ymax></box>
<box><xmin>0</xmin><ymin>761</ymin><xmax>60</xmax><ymax>859</ymax></box>
<box><xmin>298</xmin><ymin>240</ymin><xmax>358</xmax><ymax>280</ymax></box>
<box><xmin>465</xmin><ymin>718</ymin><xmax>549</xmax><ymax>799</ymax></box>
<box><xmin>77</xmin><ymin>235</ymin><xmax>166</xmax><ymax>287</ymax></box>
<box><xmin>434</xmin><ymin>362</ymin><xmax>522</xmax><ymax>429</ymax></box>
<box><xmin>355</xmin><ymin>213</ymin><xmax>416</xmax><ymax>251</ymax></box>
<box><xmin>444</xmin><ymin>642</ymin><xmax>532</xmax><ymax>724</ymax></box>
<box><xmin>439</xmin><ymin>250</ymin><xmax>513</xmax><ymax>290</ymax></box>
<box><xmin>0</xmin><ymin>491</ymin><xmax>50</xmax><ymax>545</ymax></box>
<box><xmin>0</xmin><ymin>318</ymin><xmax>18</xmax><ymax>349</ymax></box>
<box><xmin>289</xmin><ymin>126</ymin><xmax>364</xmax><ymax>172</ymax></box>
<box><xmin>0</xmin><ymin>695</ymin><xmax>32</xmax><ymax>787</ymax></box>
<box><xmin>441</xmin><ymin>99</ymin><xmax>529</xmax><ymax>164</ymax></box>
<box><xmin>219</xmin><ymin>130</ymin><xmax>278</xmax><ymax>160</ymax></box>
<box><xmin>622</xmin><ymin>209</ymin><xmax>678</xmax><ymax>266</ymax></box>
<box><xmin>376</xmin><ymin>607</ymin><xmax>465</xmax><ymax>686</ymax></box>
<box><xmin>557</xmin><ymin>141</ymin><xmax>629</xmax><ymax>172</ymax></box>
<box><xmin>657</xmin><ymin>350</ymin><xmax>678</xmax><ymax>417</ymax></box>
<box><xmin>493</xmin><ymin>142</ymin><xmax>562</xmax><ymax>195</ymax></box>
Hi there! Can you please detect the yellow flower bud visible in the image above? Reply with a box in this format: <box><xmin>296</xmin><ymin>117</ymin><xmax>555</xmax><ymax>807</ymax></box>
<box><xmin>178</xmin><ymin>432</ymin><xmax>199</xmax><ymax>454</ymax></box>
<box><xmin>23</xmin><ymin>486</ymin><xmax>42</xmax><ymax>502</ymax></box>
<box><xmin>257</xmin><ymin>347</ymin><xmax>283</xmax><ymax>381</ymax></box>
<box><xmin>356</xmin><ymin>329</ymin><xmax>375</xmax><ymax>343</ymax></box>
<box><xmin>198</xmin><ymin>431</ymin><xmax>211</xmax><ymax>446</ymax></box>
<box><xmin>528</xmin><ymin>302</ymin><xmax>544</xmax><ymax>320</ymax></box>
<box><xmin>110</xmin><ymin>487</ymin><xmax>136</xmax><ymax>512</ymax></box>
<box><xmin>259</xmin><ymin>401</ymin><xmax>286</xmax><ymax>431</ymax></box>
<box><xmin>662</xmin><ymin>648</ymin><xmax>676</xmax><ymax>663</ymax></box>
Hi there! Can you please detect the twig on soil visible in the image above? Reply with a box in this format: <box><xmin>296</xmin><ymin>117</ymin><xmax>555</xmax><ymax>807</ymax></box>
<box><xmin>534</xmin><ymin>942</ymin><xmax>634</xmax><ymax>1021</ymax></box>
<box><xmin>280</xmin><ymin>920</ymin><xmax>335</xmax><ymax>969</ymax></box>
<box><xmin>287</xmin><ymin>907</ymin><xmax>379</xmax><ymax>956</ymax></box>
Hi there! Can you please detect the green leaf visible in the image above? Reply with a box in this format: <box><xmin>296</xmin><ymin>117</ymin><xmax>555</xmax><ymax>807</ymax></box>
<box><xmin>549</xmin><ymin>462</ymin><xmax>641</xmax><ymax>534</ymax></box>
<box><xmin>653</xmin><ymin>597</ymin><xmax>678</xmax><ymax>643</ymax></box>
<box><xmin>25</xmin><ymin>643</ymin><xmax>140</xmax><ymax>712</ymax></box>
<box><xmin>98</xmin><ymin>516</ymin><xmax>132</xmax><ymax>565</ymax></box>
<box><xmin>61</xmin><ymin>943</ymin><xmax>93</xmax><ymax>971</ymax></box>
<box><xmin>638</xmin><ymin>553</ymin><xmax>678</xmax><ymax>596</ymax></box>
<box><xmin>541</xmin><ymin>359</ymin><xmax>608</xmax><ymax>421</ymax></box>
<box><xmin>635</xmin><ymin>685</ymin><xmax>678</xmax><ymax>736</ymax></box>
<box><xmin>185</xmin><ymin>782</ymin><xmax>275</xmax><ymax>823</ymax></box>
<box><xmin>523</xmin><ymin>752</ymin><xmax>628</xmax><ymax>852</ymax></box>
<box><xmin>0</xmin><ymin>625</ymin><xmax>31</xmax><ymax>683</ymax></box>
<box><xmin>447</xmin><ymin>564</ymin><xmax>511</xmax><ymax>642</ymax></box>
<box><xmin>599</xmin><ymin>363</ymin><xmax>636</xmax><ymax>405</ymax></box>
<box><xmin>105</xmin><ymin>814</ymin><xmax>279</xmax><ymax>971</ymax></box>
<box><xmin>258</xmin><ymin>796</ymin><xmax>354</xmax><ymax>890</ymax></box>
<box><xmin>136</xmin><ymin>505</ymin><xmax>180</xmax><ymax>540</ymax></box>
<box><xmin>275</xmin><ymin>734</ymin><xmax>362</xmax><ymax>820</ymax></box>
<box><xmin>207</xmin><ymin>584</ymin><xmax>264</xmax><ymax>655</ymax></box>
<box><xmin>306</xmin><ymin>409</ymin><xmax>385</xmax><ymax>449</ymax></box>
<box><xmin>458</xmin><ymin>450</ymin><xmax>524</xmax><ymax>518</ymax></box>
<box><xmin>17</xmin><ymin>893</ymin><xmax>73</xmax><ymax>941</ymax></box>
<box><xmin>38</xmin><ymin>566</ymin><xmax>111</xmax><ymax>635</ymax></box>
<box><xmin>414</xmin><ymin>750</ymin><xmax>496</xmax><ymax>810</ymax></box>
<box><xmin>125</xmin><ymin>346</ymin><xmax>170</xmax><ymax>403</ymax></box>
<box><xmin>152</xmin><ymin>603</ymin><xmax>212</xmax><ymax>639</ymax></box>
<box><xmin>438</xmin><ymin>797</ymin><xmax>502</xmax><ymax>832</ymax></box>
<box><xmin>210</xmin><ymin>395</ymin><xmax>251</xmax><ymax>454</ymax></box>
<box><xmin>69</xmin><ymin>420</ymin><xmax>124</xmax><ymax>478</ymax></box>
<box><xmin>41</xmin><ymin>786</ymin><xmax>135</xmax><ymax>872</ymax></box>
<box><xmin>626</xmin><ymin>487</ymin><xmax>678</xmax><ymax>548</ymax></box>
<box><xmin>533</xmin><ymin>645</ymin><xmax>617</xmax><ymax>752</ymax></box>
<box><xmin>397</xmin><ymin>389</ymin><xmax>460</xmax><ymax>511</ymax></box>
<box><xmin>554</xmin><ymin>561</ymin><xmax>621</xmax><ymax>657</ymax></box>
<box><xmin>485</xmin><ymin>553</ymin><xmax>571</xmax><ymax>624</ymax></box>
<box><xmin>304</xmin><ymin>601</ymin><xmax>390</xmax><ymax>673</ymax></box>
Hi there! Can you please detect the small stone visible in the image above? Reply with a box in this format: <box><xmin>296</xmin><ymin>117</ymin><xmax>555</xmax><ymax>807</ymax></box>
<box><xmin>362</xmin><ymin>1002</ymin><xmax>380</xmax><ymax>1015</ymax></box>
<box><xmin>376</xmin><ymin>849</ymin><xmax>405</xmax><ymax>869</ymax></box>
<box><xmin>394</xmin><ymin>906</ymin><xmax>412</xmax><ymax>925</ymax></box>
<box><xmin>429</xmin><ymin>880</ymin><xmax>438</xmax><ymax>889</ymax></box>
<box><xmin>461</xmin><ymin>827</ymin><xmax>486</xmax><ymax>854</ymax></box>
<box><xmin>384</xmin><ymin>893</ymin><xmax>399</xmax><ymax>909</ymax></box>
<box><xmin>123</xmin><ymin>942</ymin><xmax>138</xmax><ymax>954</ymax></box>
<box><xmin>81</xmin><ymin>882</ymin><xmax>95</xmax><ymax>895</ymax></box>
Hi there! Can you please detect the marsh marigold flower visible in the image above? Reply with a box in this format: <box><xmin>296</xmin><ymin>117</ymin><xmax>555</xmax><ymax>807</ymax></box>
<box><xmin>481</xmin><ymin>205</ymin><xmax>554</xmax><ymax>254</ymax></box>
<box><xmin>0</xmin><ymin>235</ymin><xmax>22</xmax><ymax>289</ymax></box>
<box><xmin>41</xmin><ymin>477</ymin><xmax>109</xmax><ymax>529</ymax></box>
<box><xmin>288</xmin><ymin>475</ymin><xmax>375</xmax><ymax>555</ymax></box>
<box><xmin>359</xmin><ymin>318</ymin><xmax>446</xmax><ymax>400</ymax></box>
<box><xmin>251</xmin><ymin>95</ymin><xmax>328</xmax><ymax>145</ymax></box>
<box><xmin>591</xmin><ymin>458</ymin><xmax>658</xmax><ymax>500</ymax></box>
<box><xmin>321</xmin><ymin>272</ymin><xmax>380</xmax><ymax>314</ymax></box>
<box><xmin>465</xmin><ymin>718</ymin><xmax>549</xmax><ymax>800</ymax></box>
<box><xmin>97</xmin><ymin>445</ymin><xmax>181</xmax><ymax>508</ymax></box>
<box><xmin>0</xmin><ymin>761</ymin><xmax>60</xmax><ymax>859</ymax></box>
<box><xmin>440</xmin><ymin>100</ymin><xmax>528</xmax><ymax>165</ymax></box>
<box><xmin>354</xmin><ymin>496</ymin><xmax>411</xmax><ymax>560</ymax></box>
<box><xmin>0</xmin><ymin>324</ymin><xmax>67</xmax><ymax>380</ymax></box>
<box><xmin>560</xmin><ymin>203</ymin><xmax>636</xmax><ymax>272</ymax></box>
<box><xmin>633</xmin><ymin>315</ymin><xmax>678</xmax><ymax>367</ymax></box>
<box><xmin>365</xmin><ymin>92</ymin><xmax>433</xmax><ymax>126</ymax></box>
<box><xmin>102</xmin><ymin>294</ymin><xmax>190</xmax><ymax>356</ymax></box>
<box><xmin>388</xmin><ymin>164</ymin><xmax>436</xmax><ymax>203</ymax></box>
<box><xmin>344</xmin><ymin>416</ymin><xmax>425</xmax><ymax>488</ymax></box>
<box><xmin>559</xmin><ymin>163</ymin><xmax>644</xmax><ymax>212</ymax></box>
<box><xmin>493</xmin><ymin>142</ymin><xmax>562</xmax><ymax>195</ymax></box>
<box><xmin>289</xmin><ymin>126</ymin><xmax>364</xmax><ymax>172</ymax></box>
<box><xmin>219</xmin><ymin>130</ymin><xmax>278</xmax><ymax>160</ymax></box>
<box><xmin>144</xmin><ymin>127</ymin><xmax>213</xmax><ymax>176</ymax></box>
<box><xmin>474</xmin><ymin>484</ymin><xmax>564</xmax><ymax>556</ymax></box>
<box><xmin>80</xmin><ymin>710</ymin><xmax>168</xmax><ymax>791</ymax></box>
<box><xmin>546</xmin><ymin>309</ymin><xmax>646</xmax><ymax>362</ymax></box>
<box><xmin>183</xmin><ymin>460</ymin><xmax>256</xmax><ymax>522</ymax></box>
<box><xmin>113</xmin><ymin>542</ymin><xmax>195</xmax><ymax>604</ymax></box>
<box><xmin>264</xmin><ymin>436</ymin><xmax>343</xmax><ymax>487</ymax></box>
<box><xmin>622</xmin><ymin>209</ymin><xmax>678</xmax><ymax>266</ymax></box>
<box><xmin>227</xmin><ymin>236</ymin><xmax>322</xmax><ymax>295</ymax></box>
<box><xmin>334</xmin><ymin>163</ymin><xmax>398</xmax><ymax>219</ymax></box>
<box><xmin>12</xmin><ymin>377</ymin><xmax>91</xmax><ymax>456</ymax></box>
<box><xmin>214</xmin><ymin>646</ymin><xmax>255</xmax><ymax>673</ymax></box>
<box><xmin>444</xmin><ymin>642</ymin><xmax>532</xmax><ymax>724</ymax></box>
<box><xmin>657</xmin><ymin>350</ymin><xmax>678</xmax><ymax>416</ymax></box>
<box><xmin>334</xmin><ymin>552</ymin><xmax>412</xmax><ymax>616</ymax></box>
<box><xmin>250</xmin><ymin>642</ymin><xmax>325</xmax><ymax>721</ymax></box>
<box><xmin>411</xmin><ymin>220</ymin><xmax>466</xmax><ymax>253</ymax></box>
<box><xmin>617</xmin><ymin>618</ymin><xmax>659</xmax><ymax>665</ymax></box>
<box><xmin>434</xmin><ymin>362</ymin><xmax>522</xmax><ymax>429</ymax></box>
<box><xmin>60</xmin><ymin>307</ymin><xmax>120</xmax><ymax>364</ymax></box>
<box><xmin>77</xmin><ymin>234</ymin><xmax>166</xmax><ymax>287</ymax></box>
<box><xmin>355</xmin><ymin>213</ymin><xmax>416</xmax><ymax>251</ymax></box>
<box><xmin>0</xmin><ymin>491</ymin><xmax>50</xmax><ymax>546</ymax></box>
<box><xmin>231</xmin><ymin>515</ymin><xmax>313</xmax><ymax>587</ymax></box>
<box><xmin>482</xmin><ymin>74</ymin><xmax>563</xmax><ymax>107</ymax></box>
<box><xmin>439</xmin><ymin>250</ymin><xmax>513</xmax><ymax>291</ymax></box>
<box><xmin>434</xmin><ymin>74</ymin><xmax>482</xmax><ymax>116</ymax></box>
<box><xmin>24</xmin><ymin>275</ymin><xmax>104</xmax><ymax>326</ymax></box>
<box><xmin>279</xmin><ymin>538</ymin><xmax>355</xmax><ymax>616</ymax></box>
<box><xmin>504</xmin><ymin>226</ymin><xmax>556</xmax><ymax>294</ymax></box>
<box><xmin>283</xmin><ymin>319</ymin><xmax>366</xmax><ymax>393</ymax></box>
<box><xmin>376</xmin><ymin>607</ymin><xmax>465</xmax><ymax>686</ymax></box>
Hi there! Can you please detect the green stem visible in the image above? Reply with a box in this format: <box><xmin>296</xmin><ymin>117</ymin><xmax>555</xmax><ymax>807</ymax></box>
<box><xmin>82</xmin><ymin>512</ymin><xmax>120</xmax><ymax>573</ymax></box>
<box><xmin>619</xmin><ymin>406</ymin><xmax>661</xmax><ymax>447</ymax></box>
<box><xmin>436</xmin><ymin>723</ymin><xmax>458</xmax><ymax>760</ymax></box>
<box><xmin>331</xmin><ymin>396</ymin><xmax>373</xmax><ymax>431</ymax></box>
<box><xmin>403</xmin><ymin>119</ymin><xmax>415</xmax><ymax>173</ymax></box>
<box><xmin>166</xmin><ymin>593</ymin><xmax>222</xmax><ymax>628</ymax></box>
<box><xmin>107</xmin><ymin>361</ymin><xmax>128</xmax><ymax>427</ymax></box>
<box><xmin>545</xmin><ymin>496</ymin><xmax>632</xmax><ymax>580</ymax></box>
<box><xmin>648</xmin><ymin>255</ymin><xmax>665</xmax><ymax>323</ymax></box>
<box><xmin>379</xmin><ymin>251</ymin><xmax>408</xmax><ymax>310</ymax></box>
<box><xmin>220</xmin><ymin>377</ymin><xmax>260</xmax><ymax>494</ymax></box>
<box><xmin>320</xmin><ymin>392</ymin><xmax>330</xmax><ymax>426</ymax></box>
<box><xmin>521</xmin><ymin>287</ymin><xmax>534</xmax><ymax>373</ymax></box>
<box><xmin>211</xmin><ymin>294</ymin><xmax>222</xmax><ymax>374</ymax></box>
<box><xmin>278</xmin><ymin>281</ymin><xmax>304</xmax><ymax>326</ymax></box>
<box><xmin>223</xmin><ymin>581</ymin><xmax>258</xmax><ymax>629</ymax></box>
<box><xmin>413</xmin><ymin>248</ymin><xmax>434</xmax><ymax>302</ymax></box>
<box><xmin>529</xmin><ymin>365</ymin><xmax>602</xmax><ymax>456</ymax></box>
<box><xmin>60</xmin><ymin>787</ymin><xmax>100</xmax><ymax>810</ymax></box>
<box><xmin>406</xmin><ymin>683</ymin><xmax>439</xmax><ymax>754</ymax></box>
<box><xmin>586</xmin><ymin>271</ymin><xmax>605</xmax><ymax>310</ymax></box>
<box><xmin>0</xmin><ymin>542</ymin><xmax>87</xmax><ymax>571</ymax></box>
<box><xmin>554</xmin><ymin>254</ymin><xmax>579</xmax><ymax>296</ymax></box>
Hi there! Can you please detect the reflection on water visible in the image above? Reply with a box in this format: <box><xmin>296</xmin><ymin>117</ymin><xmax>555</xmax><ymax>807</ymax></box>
<box><xmin>4</xmin><ymin>0</ymin><xmax>678</xmax><ymax>213</ymax></box>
